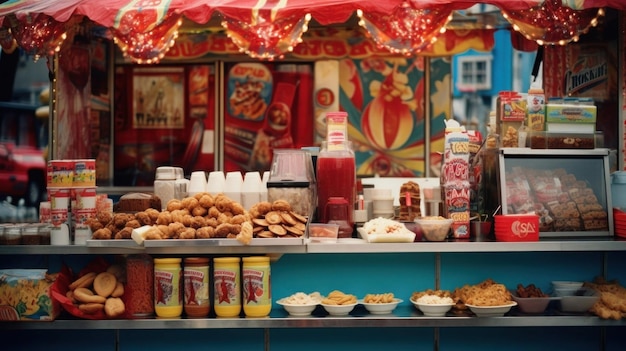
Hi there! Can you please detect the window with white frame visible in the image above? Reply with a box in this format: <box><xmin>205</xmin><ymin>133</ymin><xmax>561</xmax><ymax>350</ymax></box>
<box><xmin>457</xmin><ymin>55</ymin><xmax>492</xmax><ymax>91</ymax></box>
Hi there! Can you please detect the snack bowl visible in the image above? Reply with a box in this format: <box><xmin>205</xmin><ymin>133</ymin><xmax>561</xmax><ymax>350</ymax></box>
<box><xmin>320</xmin><ymin>302</ymin><xmax>357</xmax><ymax>316</ymax></box>
<box><xmin>552</xmin><ymin>281</ymin><xmax>584</xmax><ymax>289</ymax></box>
<box><xmin>510</xmin><ymin>292</ymin><xmax>555</xmax><ymax>314</ymax></box>
<box><xmin>360</xmin><ymin>298</ymin><xmax>403</xmax><ymax>315</ymax></box>
<box><xmin>465</xmin><ymin>302</ymin><xmax>517</xmax><ymax>317</ymax></box>
<box><xmin>410</xmin><ymin>299</ymin><xmax>455</xmax><ymax>317</ymax></box>
<box><xmin>276</xmin><ymin>299</ymin><xmax>319</xmax><ymax>316</ymax></box>
<box><xmin>415</xmin><ymin>217</ymin><xmax>453</xmax><ymax>242</ymax></box>
<box><xmin>558</xmin><ymin>287</ymin><xmax>600</xmax><ymax>313</ymax></box>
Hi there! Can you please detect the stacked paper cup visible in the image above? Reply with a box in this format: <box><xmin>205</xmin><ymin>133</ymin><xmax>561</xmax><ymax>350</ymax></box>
<box><xmin>371</xmin><ymin>188</ymin><xmax>394</xmax><ymax>218</ymax></box>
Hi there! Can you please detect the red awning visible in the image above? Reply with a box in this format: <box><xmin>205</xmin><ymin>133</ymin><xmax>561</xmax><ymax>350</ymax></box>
<box><xmin>0</xmin><ymin>0</ymin><xmax>620</xmax><ymax>61</ymax></box>
<box><xmin>1</xmin><ymin>0</ymin><xmax>622</xmax><ymax>28</ymax></box>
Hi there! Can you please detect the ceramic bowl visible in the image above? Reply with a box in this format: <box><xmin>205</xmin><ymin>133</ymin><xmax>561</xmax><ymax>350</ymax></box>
<box><xmin>411</xmin><ymin>298</ymin><xmax>454</xmax><ymax>317</ymax></box>
<box><xmin>465</xmin><ymin>302</ymin><xmax>517</xmax><ymax>317</ymax></box>
<box><xmin>320</xmin><ymin>302</ymin><xmax>357</xmax><ymax>316</ymax></box>
<box><xmin>276</xmin><ymin>299</ymin><xmax>319</xmax><ymax>316</ymax></box>
<box><xmin>360</xmin><ymin>298</ymin><xmax>403</xmax><ymax>315</ymax></box>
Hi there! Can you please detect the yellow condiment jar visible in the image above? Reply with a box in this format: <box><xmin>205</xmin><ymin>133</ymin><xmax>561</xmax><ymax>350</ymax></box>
<box><xmin>213</xmin><ymin>257</ymin><xmax>241</xmax><ymax>317</ymax></box>
<box><xmin>242</xmin><ymin>256</ymin><xmax>271</xmax><ymax>318</ymax></box>
<box><xmin>154</xmin><ymin>258</ymin><xmax>183</xmax><ymax>318</ymax></box>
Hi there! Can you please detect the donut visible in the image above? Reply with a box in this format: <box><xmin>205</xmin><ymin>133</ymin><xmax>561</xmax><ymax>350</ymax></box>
<box><xmin>104</xmin><ymin>297</ymin><xmax>126</xmax><ymax>318</ymax></box>
<box><xmin>79</xmin><ymin>302</ymin><xmax>105</xmax><ymax>314</ymax></box>
<box><xmin>68</xmin><ymin>272</ymin><xmax>97</xmax><ymax>291</ymax></box>
<box><xmin>74</xmin><ymin>287</ymin><xmax>107</xmax><ymax>304</ymax></box>
<box><xmin>93</xmin><ymin>272</ymin><xmax>117</xmax><ymax>297</ymax></box>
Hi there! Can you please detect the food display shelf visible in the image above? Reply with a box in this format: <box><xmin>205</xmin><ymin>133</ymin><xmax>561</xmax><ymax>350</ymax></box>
<box><xmin>1</xmin><ymin>237</ymin><xmax>625</xmax><ymax>255</ymax></box>
<box><xmin>1</xmin><ymin>305</ymin><xmax>624</xmax><ymax>330</ymax></box>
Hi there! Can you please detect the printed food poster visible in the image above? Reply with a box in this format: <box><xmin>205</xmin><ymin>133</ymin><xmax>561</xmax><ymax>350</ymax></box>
<box><xmin>113</xmin><ymin>65</ymin><xmax>215</xmax><ymax>186</ymax></box>
<box><xmin>322</xmin><ymin>57</ymin><xmax>451</xmax><ymax>177</ymax></box>
<box><xmin>223</xmin><ymin>63</ymin><xmax>314</xmax><ymax>172</ymax></box>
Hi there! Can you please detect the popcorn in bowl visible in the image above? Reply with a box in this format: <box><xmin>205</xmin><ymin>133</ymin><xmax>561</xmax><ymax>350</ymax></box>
<box><xmin>415</xmin><ymin>216</ymin><xmax>453</xmax><ymax>241</ymax></box>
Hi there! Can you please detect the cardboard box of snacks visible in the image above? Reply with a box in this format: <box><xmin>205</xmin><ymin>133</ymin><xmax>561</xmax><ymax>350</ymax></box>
<box><xmin>0</xmin><ymin>269</ymin><xmax>60</xmax><ymax>321</ymax></box>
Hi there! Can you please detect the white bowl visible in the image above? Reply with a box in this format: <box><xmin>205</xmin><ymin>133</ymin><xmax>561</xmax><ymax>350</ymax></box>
<box><xmin>558</xmin><ymin>288</ymin><xmax>600</xmax><ymax>313</ymax></box>
<box><xmin>465</xmin><ymin>302</ymin><xmax>517</xmax><ymax>317</ymax></box>
<box><xmin>320</xmin><ymin>302</ymin><xmax>357</xmax><ymax>316</ymax></box>
<box><xmin>510</xmin><ymin>293</ymin><xmax>555</xmax><ymax>314</ymax></box>
<box><xmin>360</xmin><ymin>298</ymin><xmax>403</xmax><ymax>315</ymax></box>
<box><xmin>553</xmin><ymin>286</ymin><xmax>581</xmax><ymax>297</ymax></box>
<box><xmin>276</xmin><ymin>299</ymin><xmax>319</xmax><ymax>316</ymax></box>
<box><xmin>552</xmin><ymin>281</ymin><xmax>583</xmax><ymax>289</ymax></box>
<box><xmin>410</xmin><ymin>298</ymin><xmax>454</xmax><ymax>317</ymax></box>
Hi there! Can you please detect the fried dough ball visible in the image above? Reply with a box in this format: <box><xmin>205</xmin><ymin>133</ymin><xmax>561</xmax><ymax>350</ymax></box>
<box><xmin>179</xmin><ymin>227</ymin><xmax>196</xmax><ymax>239</ymax></box>
<box><xmin>166</xmin><ymin>199</ymin><xmax>183</xmax><ymax>212</ymax></box>
<box><xmin>207</xmin><ymin>206</ymin><xmax>221</xmax><ymax>219</ymax></box>
<box><xmin>86</xmin><ymin>217</ymin><xmax>103</xmax><ymax>232</ymax></box>
<box><xmin>168</xmin><ymin>222</ymin><xmax>186</xmax><ymax>237</ymax></box>
<box><xmin>191</xmin><ymin>205</ymin><xmax>208</xmax><ymax>217</ymax></box>
<box><xmin>271</xmin><ymin>199</ymin><xmax>292</xmax><ymax>212</ymax></box>
<box><xmin>156</xmin><ymin>211</ymin><xmax>172</xmax><ymax>225</ymax></box>
<box><xmin>205</xmin><ymin>217</ymin><xmax>219</xmax><ymax>228</ymax></box>
<box><xmin>181</xmin><ymin>214</ymin><xmax>194</xmax><ymax>228</ymax></box>
<box><xmin>196</xmin><ymin>226</ymin><xmax>215</xmax><ymax>239</ymax></box>
<box><xmin>113</xmin><ymin>213</ymin><xmax>134</xmax><ymax>228</ymax></box>
<box><xmin>115</xmin><ymin>227</ymin><xmax>133</xmax><ymax>239</ymax></box>
<box><xmin>190</xmin><ymin>216</ymin><xmax>206</xmax><ymax>229</ymax></box>
<box><xmin>181</xmin><ymin>197</ymin><xmax>198</xmax><ymax>211</ymax></box>
<box><xmin>134</xmin><ymin>211</ymin><xmax>154</xmax><ymax>226</ymax></box>
<box><xmin>217</xmin><ymin>213</ymin><xmax>230</xmax><ymax>225</ymax></box>
<box><xmin>215</xmin><ymin>194</ymin><xmax>234</xmax><ymax>212</ymax></box>
<box><xmin>105</xmin><ymin>223</ymin><xmax>118</xmax><ymax>235</ymax></box>
<box><xmin>230</xmin><ymin>214</ymin><xmax>248</xmax><ymax>225</ymax></box>
<box><xmin>157</xmin><ymin>224</ymin><xmax>172</xmax><ymax>239</ymax></box>
<box><xmin>249</xmin><ymin>201</ymin><xmax>272</xmax><ymax>219</ymax></box>
<box><xmin>198</xmin><ymin>194</ymin><xmax>214</xmax><ymax>208</ymax></box>
<box><xmin>92</xmin><ymin>228</ymin><xmax>112</xmax><ymax>240</ymax></box>
<box><xmin>125</xmin><ymin>219</ymin><xmax>141</xmax><ymax>229</ymax></box>
<box><xmin>97</xmin><ymin>212</ymin><xmax>113</xmax><ymax>226</ymax></box>
<box><xmin>215</xmin><ymin>223</ymin><xmax>234</xmax><ymax>238</ymax></box>
<box><xmin>230</xmin><ymin>202</ymin><xmax>245</xmax><ymax>216</ymax></box>
<box><xmin>145</xmin><ymin>208</ymin><xmax>161</xmax><ymax>223</ymax></box>
<box><xmin>170</xmin><ymin>209</ymin><xmax>188</xmax><ymax>223</ymax></box>
<box><xmin>144</xmin><ymin>227</ymin><xmax>164</xmax><ymax>240</ymax></box>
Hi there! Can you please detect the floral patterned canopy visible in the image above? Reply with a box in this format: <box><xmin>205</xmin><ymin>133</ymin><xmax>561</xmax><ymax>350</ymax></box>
<box><xmin>0</xmin><ymin>0</ymin><xmax>622</xmax><ymax>61</ymax></box>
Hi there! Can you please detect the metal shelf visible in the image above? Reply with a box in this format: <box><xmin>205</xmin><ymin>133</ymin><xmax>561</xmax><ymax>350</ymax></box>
<box><xmin>1</xmin><ymin>306</ymin><xmax>623</xmax><ymax>330</ymax></box>
<box><xmin>2</xmin><ymin>237</ymin><xmax>625</xmax><ymax>255</ymax></box>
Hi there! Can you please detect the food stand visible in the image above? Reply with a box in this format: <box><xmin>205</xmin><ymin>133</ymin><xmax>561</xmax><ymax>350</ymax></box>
<box><xmin>1</xmin><ymin>1</ymin><xmax>626</xmax><ymax>350</ymax></box>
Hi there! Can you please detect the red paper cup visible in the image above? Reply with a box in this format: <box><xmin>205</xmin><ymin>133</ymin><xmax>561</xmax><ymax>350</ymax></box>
<box><xmin>494</xmin><ymin>214</ymin><xmax>539</xmax><ymax>242</ymax></box>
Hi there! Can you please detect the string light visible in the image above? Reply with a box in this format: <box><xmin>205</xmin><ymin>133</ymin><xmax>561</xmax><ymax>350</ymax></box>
<box><xmin>357</xmin><ymin>1</ymin><xmax>452</xmax><ymax>56</ymax></box>
<box><xmin>112</xmin><ymin>13</ymin><xmax>182</xmax><ymax>64</ymax></box>
<box><xmin>6</xmin><ymin>13</ymin><xmax>69</xmax><ymax>61</ymax></box>
<box><xmin>501</xmin><ymin>0</ymin><xmax>604</xmax><ymax>46</ymax></box>
<box><xmin>221</xmin><ymin>11</ymin><xmax>311</xmax><ymax>61</ymax></box>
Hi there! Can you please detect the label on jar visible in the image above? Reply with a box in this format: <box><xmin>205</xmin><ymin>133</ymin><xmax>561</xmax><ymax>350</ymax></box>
<box><xmin>155</xmin><ymin>265</ymin><xmax>181</xmax><ymax>308</ymax></box>
<box><xmin>242</xmin><ymin>264</ymin><xmax>270</xmax><ymax>307</ymax></box>
<box><xmin>214</xmin><ymin>266</ymin><xmax>240</xmax><ymax>307</ymax></box>
<box><xmin>184</xmin><ymin>263</ymin><xmax>210</xmax><ymax>316</ymax></box>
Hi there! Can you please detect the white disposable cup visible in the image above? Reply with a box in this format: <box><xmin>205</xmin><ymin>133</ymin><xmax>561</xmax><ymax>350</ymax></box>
<box><xmin>242</xmin><ymin>172</ymin><xmax>263</xmax><ymax>210</ymax></box>
<box><xmin>189</xmin><ymin>171</ymin><xmax>208</xmax><ymax>196</ymax></box>
<box><xmin>224</xmin><ymin>171</ymin><xmax>243</xmax><ymax>203</ymax></box>
<box><xmin>372</xmin><ymin>188</ymin><xmax>392</xmax><ymax>200</ymax></box>
<box><xmin>372</xmin><ymin>197</ymin><xmax>394</xmax><ymax>213</ymax></box>
<box><xmin>207</xmin><ymin>171</ymin><xmax>226</xmax><ymax>195</ymax></box>
<box><xmin>363</xmin><ymin>188</ymin><xmax>376</xmax><ymax>202</ymax></box>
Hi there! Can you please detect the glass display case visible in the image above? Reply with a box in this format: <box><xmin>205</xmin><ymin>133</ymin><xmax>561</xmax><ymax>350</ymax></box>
<box><xmin>483</xmin><ymin>148</ymin><xmax>613</xmax><ymax>237</ymax></box>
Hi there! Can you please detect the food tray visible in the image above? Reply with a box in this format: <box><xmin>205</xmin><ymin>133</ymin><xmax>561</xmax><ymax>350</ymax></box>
<box><xmin>356</xmin><ymin>228</ymin><xmax>415</xmax><ymax>243</ymax></box>
<box><xmin>86</xmin><ymin>237</ymin><xmax>304</xmax><ymax>248</ymax></box>
<box><xmin>144</xmin><ymin>237</ymin><xmax>304</xmax><ymax>247</ymax></box>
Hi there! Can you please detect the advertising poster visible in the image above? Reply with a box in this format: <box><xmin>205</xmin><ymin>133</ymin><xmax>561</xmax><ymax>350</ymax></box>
<box><xmin>113</xmin><ymin>65</ymin><xmax>215</xmax><ymax>186</ymax></box>
<box><xmin>223</xmin><ymin>63</ymin><xmax>314</xmax><ymax>172</ymax></box>
<box><xmin>320</xmin><ymin>57</ymin><xmax>450</xmax><ymax>177</ymax></box>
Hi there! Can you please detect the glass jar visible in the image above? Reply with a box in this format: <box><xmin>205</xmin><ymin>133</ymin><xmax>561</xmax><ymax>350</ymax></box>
<box><xmin>124</xmin><ymin>254</ymin><xmax>154</xmax><ymax>318</ymax></box>
<box><xmin>154</xmin><ymin>166</ymin><xmax>184</xmax><ymax>211</ymax></box>
<box><xmin>183</xmin><ymin>257</ymin><xmax>210</xmax><ymax>318</ymax></box>
<box><xmin>21</xmin><ymin>224</ymin><xmax>41</xmax><ymax>245</ymax></box>
<box><xmin>213</xmin><ymin>257</ymin><xmax>241</xmax><ymax>317</ymax></box>
<box><xmin>154</xmin><ymin>258</ymin><xmax>183</xmax><ymax>318</ymax></box>
<box><xmin>242</xmin><ymin>256</ymin><xmax>271</xmax><ymax>318</ymax></box>
<box><xmin>316</xmin><ymin>141</ymin><xmax>356</xmax><ymax>238</ymax></box>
